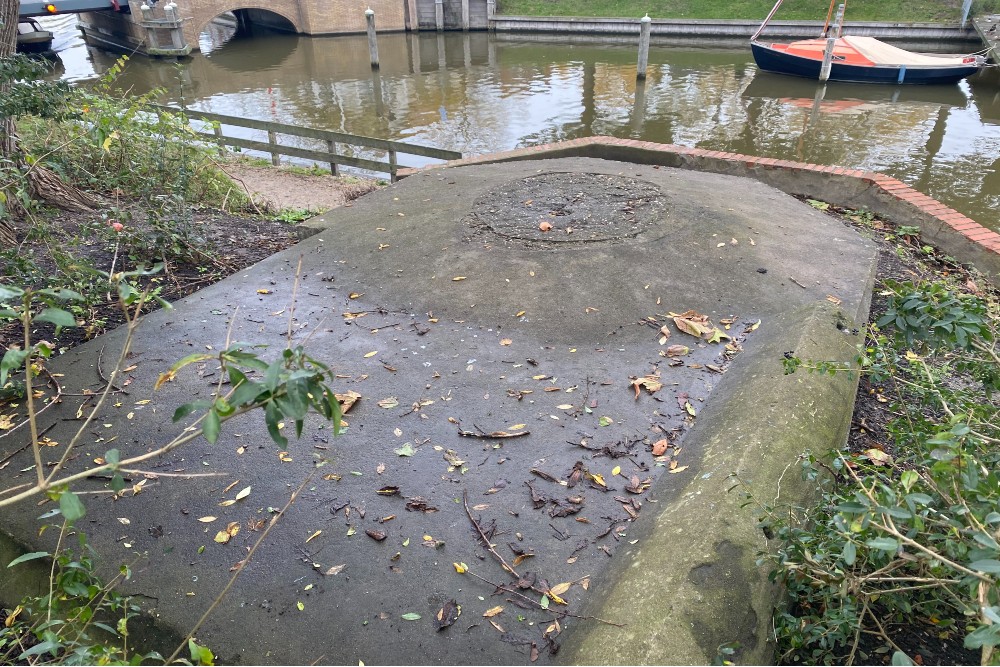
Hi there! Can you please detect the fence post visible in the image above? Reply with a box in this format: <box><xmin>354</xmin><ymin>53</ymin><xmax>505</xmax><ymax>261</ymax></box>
<box><xmin>636</xmin><ymin>14</ymin><xmax>651</xmax><ymax>80</ymax></box>
<box><xmin>326</xmin><ymin>140</ymin><xmax>339</xmax><ymax>176</ymax></box>
<box><xmin>267</xmin><ymin>130</ymin><xmax>280</xmax><ymax>166</ymax></box>
<box><xmin>366</xmin><ymin>8</ymin><xmax>380</xmax><ymax>69</ymax></box>
<box><xmin>389</xmin><ymin>150</ymin><xmax>398</xmax><ymax>183</ymax></box>
<box><xmin>435</xmin><ymin>0</ymin><xmax>444</xmax><ymax>31</ymax></box>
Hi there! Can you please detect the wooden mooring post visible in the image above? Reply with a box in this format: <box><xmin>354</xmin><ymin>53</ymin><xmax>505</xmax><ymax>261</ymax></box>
<box><xmin>636</xmin><ymin>14</ymin><xmax>651</xmax><ymax>80</ymax></box>
<box><xmin>366</xmin><ymin>8</ymin><xmax>380</xmax><ymax>69</ymax></box>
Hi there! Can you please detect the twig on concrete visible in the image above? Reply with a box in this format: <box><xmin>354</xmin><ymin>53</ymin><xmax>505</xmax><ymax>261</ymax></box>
<box><xmin>463</xmin><ymin>489</ymin><xmax>519</xmax><ymax>577</ymax></box>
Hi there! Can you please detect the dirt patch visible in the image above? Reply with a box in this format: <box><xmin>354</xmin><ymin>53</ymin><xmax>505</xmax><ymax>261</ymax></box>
<box><xmin>219</xmin><ymin>161</ymin><xmax>381</xmax><ymax>213</ymax></box>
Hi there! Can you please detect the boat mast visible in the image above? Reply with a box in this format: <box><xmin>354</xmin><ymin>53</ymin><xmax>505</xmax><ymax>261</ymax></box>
<box><xmin>821</xmin><ymin>0</ymin><xmax>847</xmax><ymax>37</ymax></box>
<box><xmin>750</xmin><ymin>0</ymin><xmax>784</xmax><ymax>43</ymax></box>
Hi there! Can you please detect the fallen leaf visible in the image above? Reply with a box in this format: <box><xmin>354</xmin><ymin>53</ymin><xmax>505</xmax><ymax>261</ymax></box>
<box><xmin>378</xmin><ymin>397</ymin><xmax>399</xmax><ymax>409</ymax></box>
<box><xmin>826</xmin><ymin>294</ymin><xmax>843</xmax><ymax>305</ymax></box>
<box><xmin>376</xmin><ymin>486</ymin><xmax>400</xmax><ymax>496</ymax></box>
<box><xmin>652</xmin><ymin>439</ymin><xmax>669</xmax><ymax>456</ymax></box>
<box><xmin>452</xmin><ymin>276</ymin><xmax>467</xmax><ymax>282</ymax></box>
<box><xmin>483</xmin><ymin>606</ymin><xmax>504</xmax><ymax>618</ymax></box>
<box><xmin>364</xmin><ymin>351</ymin><xmax>379</xmax><ymax>358</ymax></box>
<box><xmin>219</xmin><ymin>499</ymin><xmax>236</xmax><ymax>507</ymax></box>
<box><xmin>366</xmin><ymin>529</ymin><xmax>388</xmax><ymax>541</ymax></box>
<box><xmin>256</xmin><ymin>289</ymin><xmax>271</xmax><ymax>294</ymax></box>
<box><xmin>235</xmin><ymin>486</ymin><xmax>251</xmax><ymax>501</ymax></box>
<box><xmin>684</xmin><ymin>402</ymin><xmax>697</xmax><ymax>417</ymax></box>
<box><xmin>549</xmin><ymin>582</ymin><xmax>571</xmax><ymax>597</ymax></box>
<box><xmin>325</xmin><ymin>564</ymin><xmax>346</xmax><ymax>575</ymax></box>
<box><xmin>669</xmin><ymin>465</ymin><xmax>689</xmax><ymax>474</ymax></box>
<box><xmin>556</xmin><ymin>404</ymin><xmax>574</xmax><ymax>410</ymax></box>
<box><xmin>666</xmin><ymin>344</ymin><xmax>689</xmax><ymax>357</ymax></box>
<box><xmin>336</xmin><ymin>390</ymin><xmax>362</xmax><ymax>413</ymax></box>
<box><xmin>453</xmin><ymin>562</ymin><xmax>468</xmax><ymax>574</ymax></box>
<box><xmin>394</xmin><ymin>443</ymin><xmax>416</xmax><ymax>457</ymax></box>
<box><xmin>401</xmin><ymin>613</ymin><xmax>421</xmax><ymax>621</ymax></box>
<box><xmin>297</xmin><ymin>601</ymin><xmax>304</xmax><ymax>611</ymax></box>
<box><xmin>510</xmin><ymin>423</ymin><xmax>526</xmax><ymax>430</ymax></box>
<box><xmin>500</xmin><ymin>338</ymin><xmax>512</xmax><ymax>346</ymax></box>
<box><xmin>598</xmin><ymin>416</ymin><xmax>613</xmax><ymax>427</ymax></box>
<box><xmin>538</xmin><ymin>221</ymin><xmax>553</xmax><ymax>232</ymax></box>
<box><xmin>611</xmin><ymin>465</ymin><xmax>621</xmax><ymax>476</ymax></box>
<box><xmin>864</xmin><ymin>448</ymin><xmax>893</xmax><ymax>466</ymax></box>
<box><xmin>631</xmin><ymin>373</ymin><xmax>663</xmax><ymax>398</ymax></box>
<box><xmin>306</xmin><ymin>530</ymin><xmax>322</xmax><ymax>543</ymax></box>
<box><xmin>435</xmin><ymin>599</ymin><xmax>461</xmax><ymax>630</ymax></box>
<box><xmin>198</xmin><ymin>516</ymin><xmax>217</xmax><ymax>523</ymax></box>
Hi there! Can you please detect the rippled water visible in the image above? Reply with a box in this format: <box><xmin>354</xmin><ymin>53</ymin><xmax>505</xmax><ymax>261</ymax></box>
<box><xmin>36</xmin><ymin>16</ymin><xmax>1000</xmax><ymax>231</ymax></box>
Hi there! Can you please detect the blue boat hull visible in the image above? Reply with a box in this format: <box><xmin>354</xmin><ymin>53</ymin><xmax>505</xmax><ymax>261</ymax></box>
<box><xmin>751</xmin><ymin>42</ymin><xmax>981</xmax><ymax>85</ymax></box>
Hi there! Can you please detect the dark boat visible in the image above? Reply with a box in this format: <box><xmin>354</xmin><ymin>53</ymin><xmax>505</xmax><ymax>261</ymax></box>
<box><xmin>750</xmin><ymin>0</ymin><xmax>987</xmax><ymax>84</ymax></box>
<box><xmin>16</xmin><ymin>19</ymin><xmax>54</xmax><ymax>54</ymax></box>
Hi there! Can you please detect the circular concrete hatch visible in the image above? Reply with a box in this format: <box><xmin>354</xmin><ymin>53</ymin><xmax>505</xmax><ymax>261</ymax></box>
<box><xmin>465</xmin><ymin>172</ymin><xmax>664</xmax><ymax>247</ymax></box>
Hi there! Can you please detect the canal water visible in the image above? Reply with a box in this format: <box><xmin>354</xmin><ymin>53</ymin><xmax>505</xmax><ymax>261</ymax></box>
<box><xmin>40</xmin><ymin>15</ymin><xmax>1000</xmax><ymax>231</ymax></box>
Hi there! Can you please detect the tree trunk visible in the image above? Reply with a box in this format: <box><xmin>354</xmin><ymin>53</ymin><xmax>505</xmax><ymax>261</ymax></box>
<box><xmin>0</xmin><ymin>0</ymin><xmax>97</xmax><ymax>248</ymax></box>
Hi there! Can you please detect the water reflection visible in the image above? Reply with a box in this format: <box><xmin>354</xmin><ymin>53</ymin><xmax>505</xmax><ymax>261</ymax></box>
<box><xmin>40</xmin><ymin>24</ymin><xmax>1000</xmax><ymax>230</ymax></box>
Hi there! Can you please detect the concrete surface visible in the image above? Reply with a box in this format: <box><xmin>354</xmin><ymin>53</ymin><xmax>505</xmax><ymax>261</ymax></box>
<box><xmin>0</xmin><ymin>157</ymin><xmax>877</xmax><ymax>664</ymax></box>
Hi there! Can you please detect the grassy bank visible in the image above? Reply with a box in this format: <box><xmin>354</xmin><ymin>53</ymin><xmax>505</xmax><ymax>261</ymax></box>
<box><xmin>496</xmin><ymin>0</ymin><xmax>998</xmax><ymax>23</ymax></box>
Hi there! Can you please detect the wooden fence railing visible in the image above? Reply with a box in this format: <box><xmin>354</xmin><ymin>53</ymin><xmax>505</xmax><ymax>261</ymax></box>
<box><xmin>153</xmin><ymin>106</ymin><xmax>462</xmax><ymax>182</ymax></box>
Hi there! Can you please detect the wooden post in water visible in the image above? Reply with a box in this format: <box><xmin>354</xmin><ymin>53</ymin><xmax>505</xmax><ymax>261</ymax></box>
<box><xmin>435</xmin><ymin>0</ymin><xmax>445</xmax><ymax>31</ymax></box>
<box><xmin>366</xmin><ymin>8</ymin><xmax>380</xmax><ymax>69</ymax></box>
<box><xmin>819</xmin><ymin>4</ymin><xmax>844</xmax><ymax>81</ymax></box>
<box><xmin>636</xmin><ymin>14</ymin><xmax>651</xmax><ymax>80</ymax></box>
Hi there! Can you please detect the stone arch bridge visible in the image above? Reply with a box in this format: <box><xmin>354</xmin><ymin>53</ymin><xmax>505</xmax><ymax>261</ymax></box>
<box><xmin>78</xmin><ymin>0</ymin><xmax>487</xmax><ymax>55</ymax></box>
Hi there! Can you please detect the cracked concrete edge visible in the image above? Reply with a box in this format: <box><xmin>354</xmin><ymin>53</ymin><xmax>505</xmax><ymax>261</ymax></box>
<box><xmin>557</xmin><ymin>297</ymin><xmax>872</xmax><ymax>666</ymax></box>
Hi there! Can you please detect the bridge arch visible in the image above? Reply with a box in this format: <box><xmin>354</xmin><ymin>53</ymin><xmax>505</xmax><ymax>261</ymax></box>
<box><xmin>186</xmin><ymin>4</ymin><xmax>303</xmax><ymax>53</ymax></box>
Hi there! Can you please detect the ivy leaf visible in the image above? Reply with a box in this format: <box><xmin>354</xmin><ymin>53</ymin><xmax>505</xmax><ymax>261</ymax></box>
<box><xmin>34</xmin><ymin>307</ymin><xmax>76</xmax><ymax>330</ymax></box>
<box><xmin>7</xmin><ymin>551</ymin><xmax>50</xmax><ymax>568</ymax></box>
<box><xmin>59</xmin><ymin>491</ymin><xmax>86</xmax><ymax>523</ymax></box>
<box><xmin>202</xmin><ymin>408</ymin><xmax>221</xmax><ymax>444</ymax></box>
<box><xmin>866</xmin><ymin>537</ymin><xmax>899</xmax><ymax>552</ymax></box>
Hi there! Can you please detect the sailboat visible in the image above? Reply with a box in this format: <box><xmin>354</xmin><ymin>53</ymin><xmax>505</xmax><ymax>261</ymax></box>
<box><xmin>750</xmin><ymin>0</ymin><xmax>988</xmax><ymax>84</ymax></box>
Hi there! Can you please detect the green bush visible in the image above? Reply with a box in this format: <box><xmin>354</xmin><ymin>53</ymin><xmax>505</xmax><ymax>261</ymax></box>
<box><xmin>768</xmin><ymin>276</ymin><xmax>1000</xmax><ymax>665</ymax></box>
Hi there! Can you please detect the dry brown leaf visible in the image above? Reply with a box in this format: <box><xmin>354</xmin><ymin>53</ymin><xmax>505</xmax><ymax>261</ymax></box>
<box><xmin>483</xmin><ymin>606</ymin><xmax>504</xmax><ymax>618</ymax></box>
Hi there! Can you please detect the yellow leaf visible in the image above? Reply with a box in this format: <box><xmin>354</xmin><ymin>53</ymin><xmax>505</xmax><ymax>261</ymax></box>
<box><xmin>500</xmin><ymin>338</ymin><xmax>512</xmax><ymax>346</ymax></box>
<box><xmin>549</xmin><ymin>582</ymin><xmax>571</xmax><ymax>597</ymax></box>
<box><xmin>549</xmin><ymin>593</ymin><xmax>567</xmax><ymax>605</ymax></box>
<box><xmin>423</xmin><ymin>534</ymin><xmax>433</xmax><ymax>541</ymax></box>
<box><xmin>101</xmin><ymin>131</ymin><xmax>118</xmax><ymax>152</ymax></box>
<box><xmin>669</xmin><ymin>465</ymin><xmax>689</xmax><ymax>474</ymax></box>
<box><xmin>510</xmin><ymin>423</ymin><xmax>526</xmax><ymax>430</ymax></box>
<box><xmin>611</xmin><ymin>466</ymin><xmax>621</xmax><ymax>477</ymax></box>
<box><xmin>306</xmin><ymin>530</ymin><xmax>322</xmax><ymax>543</ymax></box>
<box><xmin>297</xmin><ymin>601</ymin><xmax>304</xmax><ymax>611</ymax></box>
<box><xmin>364</xmin><ymin>351</ymin><xmax>378</xmax><ymax>358</ymax></box>
<box><xmin>515</xmin><ymin>310</ymin><xmax>526</xmax><ymax>317</ymax></box>
<box><xmin>452</xmin><ymin>276</ymin><xmax>467</xmax><ymax>281</ymax></box>
<box><xmin>218</xmin><ymin>499</ymin><xmax>236</xmax><ymax>507</ymax></box>
<box><xmin>590</xmin><ymin>473</ymin><xmax>606</xmax><ymax>487</ymax></box>
<box><xmin>256</xmin><ymin>289</ymin><xmax>271</xmax><ymax>294</ymax></box>
<box><xmin>235</xmin><ymin>486</ymin><xmax>252</xmax><ymax>501</ymax></box>
<box><xmin>453</xmin><ymin>562</ymin><xmax>467</xmax><ymax>574</ymax></box>
<box><xmin>198</xmin><ymin>516</ymin><xmax>217</xmax><ymax>523</ymax></box>
<box><xmin>556</xmin><ymin>404</ymin><xmax>573</xmax><ymax>410</ymax></box>
<box><xmin>214</xmin><ymin>530</ymin><xmax>231</xmax><ymax>544</ymax></box>
<box><xmin>483</xmin><ymin>606</ymin><xmax>504</xmax><ymax>618</ymax></box>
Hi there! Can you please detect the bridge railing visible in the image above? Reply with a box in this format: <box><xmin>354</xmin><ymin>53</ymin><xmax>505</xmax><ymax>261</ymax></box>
<box><xmin>153</xmin><ymin>106</ymin><xmax>462</xmax><ymax>182</ymax></box>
